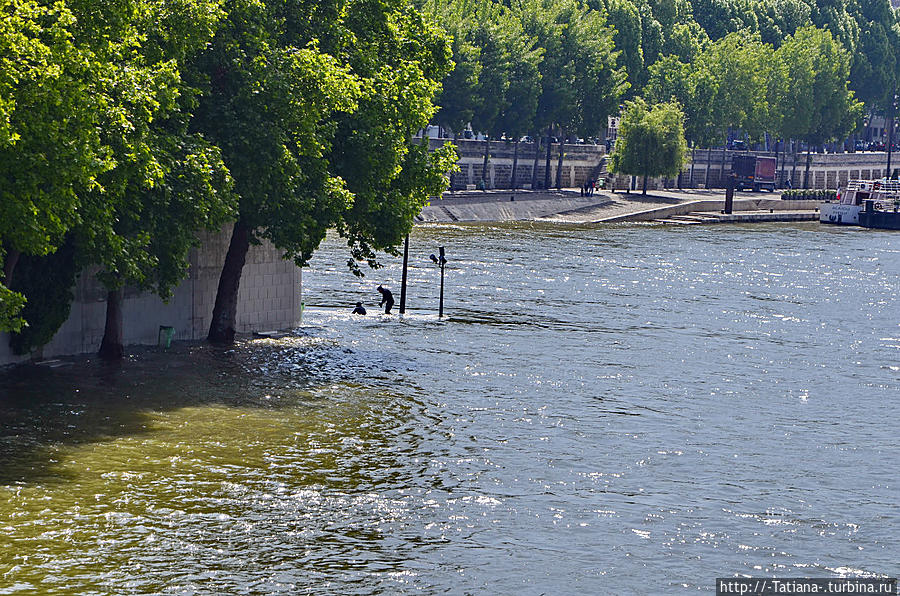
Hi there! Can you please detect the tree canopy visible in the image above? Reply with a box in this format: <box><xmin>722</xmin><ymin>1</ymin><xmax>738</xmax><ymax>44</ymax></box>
<box><xmin>1</xmin><ymin>0</ymin><xmax>458</xmax><ymax>351</ymax></box>
<box><xmin>609</xmin><ymin>97</ymin><xmax>688</xmax><ymax>193</ymax></box>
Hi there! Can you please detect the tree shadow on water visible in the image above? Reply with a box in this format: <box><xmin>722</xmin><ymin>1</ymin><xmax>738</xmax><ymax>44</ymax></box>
<box><xmin>0</xmin><ymin>336</ymin><xmax>366</xmax><ymax>485</ymax></box>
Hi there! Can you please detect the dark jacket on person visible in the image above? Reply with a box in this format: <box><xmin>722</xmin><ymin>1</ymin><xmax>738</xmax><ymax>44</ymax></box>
<box><xmin>377</xmin><ymin>286</ymin><xmax>394</xmax><ymax>313</ymax></box>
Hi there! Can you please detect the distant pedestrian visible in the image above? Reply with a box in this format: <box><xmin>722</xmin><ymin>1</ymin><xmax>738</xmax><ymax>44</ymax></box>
<box><xmin>352</xmin><ymin>301</ymin><xmax>366</xmax><ymax>315</ymax></box>
<box><xmin>377</xmin><ymin>285</ymin><xmax>394</xmax><ymax>314</ymax></box>
<box><xmin>590</xmin><ymin>179</ymin><xmax>596</xmax><ymax>195</ymax></box>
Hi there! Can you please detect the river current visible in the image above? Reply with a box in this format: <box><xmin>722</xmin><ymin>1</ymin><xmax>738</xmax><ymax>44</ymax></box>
<box><xmin>1</xmin><ymin>221</ymin><xmax>898</xmax><ymax>594</ymax></box>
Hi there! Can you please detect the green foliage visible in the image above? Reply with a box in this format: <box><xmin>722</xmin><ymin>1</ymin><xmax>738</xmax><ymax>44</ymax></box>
<box><xmin>686</xmin><ymin>33</ymin><xmax>775</xmax><ymax>144</ymax></box>
<box><xmin>330</xmin><ymin>0</ymin><xmax>458</xmax><ymax>272</ymax></box>
<box><xmin>8</xmin><ymin>238</ymin><xmax>78</xmax><ymax>355</ymax></box>
<box><xmin>495</xmin><ymin>15</ymin><xmax>543</xmax><ymax>139</ymax></box>
<box><xmin>751</xmin><ymin>0</ymin><xmax>812</xmax><ymax>46</ymax></box>
<box><xmin>60</xmin><ymin>0</ymin><xmax>237</xmax><ymax>313</ymax></box>
<box><xmin>427</xmin><ymin>0</ymin><xmax>482</xmax><ymax>135</ymax></box>
<box><xmin>645</xmin><ymin>55</ymin><xmax>691</xmax><ymax>107</ymax></box>
<box><xmin>847</xmin><ymin>0</ymin><xmax>899</xmax><ymax>108</ymax></box>
<box><xmin>602</xmin><ymin>0</ymin><xmax>645</xmax><ymax>90</ymax></box>
<box><xmin>691</xmin><ymin>0</ymin><xmax>759</xmax><ymax>40</ymax></box>
<box><xmin>0</xmin><ymin>1</ymin><xmax>110</xmax><ymax>265</ymax></box>
<box><xmin>609</xmin><ymin>97</ymin><xmax>688</xmax><ymax>180</ymax></box>
<box><xmin>0</xmin><ymin>284</ymin><xmax>26</xmax><ymax>333</ymax></box>
<box><xmin>190</xmin><ymin>0</ymin><xmax>362</xmax><ymax>270</ymax></box>
<box><xmin>774</xmin><ymin>26</ymin><xmax>863</xmax><ymax>144</ymax></box>
<box><xmin>523</xmin><ymin>0</ymin><xmax>627</xmax><ymax>136</ymax></box>
<box><xmin>781</xmin><ymin>188</ymin><xmax>837</xmax><ymax>200</ymax></box>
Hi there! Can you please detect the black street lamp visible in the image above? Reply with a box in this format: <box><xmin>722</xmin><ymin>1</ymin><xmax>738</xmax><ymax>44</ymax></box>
<box><xmin>429</xmin><ymin>246</ymin><xmax>447</xmax><ymax>318</ymax></box>
<box><xmin>399</xmin><ymin>234</ymin><xmax>409</xmax><ymax>314</ymax></box>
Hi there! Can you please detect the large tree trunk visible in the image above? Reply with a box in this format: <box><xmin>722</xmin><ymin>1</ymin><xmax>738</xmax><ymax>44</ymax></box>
<box><xmin>481</xmin><ymin>137</ymin><xmax>490</xmax><ymax>190</ymax></box>
<box><xmin>208</xmin><ymin>219</ymin><xmax>251</xmax><ymax>345</ymax></box>
<box><xmin>704</xmin><ymin>148</ymin><xmax>712</xmax><ymax>188</ymax></box>
<box><xmin>530</xmin><ymin>135</ymin><xmax>541</xmax><ymax>189</ymax></box>
<box><xmin>98</xmin><ymin>288</ymin><xmax>125</xmax><ymax>360</ymax></box>
<box><xmin>790</xmin><ymin>141</ymin><xmax>798</xmax><ymax>188</ymax></box>
<box><xmin>689</xmin><ymin>145</ymin><xmax>695</xmax><ymax>187</ymax></box>
<box><xmin>803</xmin><ymin>149</ymin><xmax>812</xmax><ymax>189</ymax></box>
<box><xmin>511</xmin><ymin>139</ymin><xmax>519</xmax><ymax>190</ymax></box>
<box><xmin>3</xmin><ymin>247</ymin><xmax>20</xmax><ymax>284</ymax></box>
<box><xmin>720</xmin><ymin>144</ymin><xmax>727</xmax><ymax>188</ymax></box>
<box><xmin>543</xmin><ymin>124</ymin><xmax>553</xmax><ymax>189</ymax></box>
<box><xmin>641</xmin><ymin>173</ymin><xmax>648</xmax><ymax>195</ymax></box>
<box><xmin>780</xmin><ymin>139</ymin><xmax>786</xmax><ymax>188</ymax></box>
<box><xmin>555</xmin><ymin>131</ymin><xmax>565</xmax><ymax>189</ymax></box>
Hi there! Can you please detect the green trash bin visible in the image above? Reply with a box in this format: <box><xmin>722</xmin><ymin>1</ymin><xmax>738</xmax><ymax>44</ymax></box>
<box><xmin>158</xmin><ymin>326</ymin><xmax>175</xmax><ymax>349</ymax></box>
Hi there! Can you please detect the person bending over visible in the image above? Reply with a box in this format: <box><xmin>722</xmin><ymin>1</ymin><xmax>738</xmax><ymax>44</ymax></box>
<box><xmin>377</xmin><ymin>286</ymin><xmax>394</xmax><ymax>314</ymax></box>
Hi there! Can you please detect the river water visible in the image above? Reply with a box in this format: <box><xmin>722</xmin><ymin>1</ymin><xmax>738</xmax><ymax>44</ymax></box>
<box><xmin>1</xmin><ymin>221</ymin><xmax>898</xmax><ymax>594</ymax></box>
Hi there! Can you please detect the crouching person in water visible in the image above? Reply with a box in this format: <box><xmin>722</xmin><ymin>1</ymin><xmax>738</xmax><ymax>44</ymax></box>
<box><xmin>352</xmin><ymin>301</ymin><xmax>366</xmax><ymax>315</ymax></box>
<box><xmin>377</xmin><ymin>285</ymin><xmax>394</xmax><ymax>314</ymax></box>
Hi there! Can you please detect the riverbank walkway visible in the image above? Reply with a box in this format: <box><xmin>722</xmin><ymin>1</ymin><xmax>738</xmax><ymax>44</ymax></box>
<box><xmin>417</xmin><ymin>188</ymin><xmax>820</xmax><ymax>224</ymax></box>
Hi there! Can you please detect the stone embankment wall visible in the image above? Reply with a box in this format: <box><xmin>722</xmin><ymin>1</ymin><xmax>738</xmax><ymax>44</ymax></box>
<box><xmin>430</xmin><ymin>138</ymin><xmax>606</xmax><ymax>190</ymax></box>
<box><xmin>608</xmin><ymin>149</ymin><xmax>898</xmax><ymax>191</ymax></box>
<box><xmin>432</xmin><ymin>139</ymin><xmax>897</xmax><ymax>192</ymax></box>
<box><xmin>0</xmin><ymin>225</ymin><xmax>303</xmax><ymax>367</ymax></box>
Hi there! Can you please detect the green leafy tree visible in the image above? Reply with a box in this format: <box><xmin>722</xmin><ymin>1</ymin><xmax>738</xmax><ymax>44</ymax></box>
<box><xmin>661</xmin><ymin>20</ymin><xmax>708</xmax><ymax>62</ymax></box>
<box><xmin>751</xmin><ymin>0</ymin><xmax>812</xmax><ymax>46</ymax></box>
<box><xmin>811</xmin><ymin>0</ymin><xmax>859</xmax><ymax>56</ymax></box>
<box><xmin>190</xmin><ymin>0</ymin><xmax>361</xmax><ymax>344</ymax></box>
<box><xmin>848</xmin><ymin>0</ymin><xmax>899</xmax><ymax>109</ymax></box>
<box><xmin>774</xmin><ymin>26</ymin><xmax>863</xmax><ymax>187</ymax></box>
<box><xmin>685</xmin><ymin>33</ymin><xmax>774</xmax><ymax>184</ymax></box>
<box><xmin>645</xmin><ymin>55</ymin><xmax>691</xmax><ymax>108</ymax></box>
<box><xmin>599</xmin><ymin>0</ymin><xmax>645</xmax><ymax>95</ymax></box>
<box><xmin>691</xmin><ymin>0</ymin><xmax>759</xmax><ymax>40</ymax></box>
<box><xmin>427</xmin><ymin>0</ymin><xmax>481</xmax><ymax>138</ymax></box>
<box><xmin>195</xmin><ymin>0</ymin><xmax>454</xmax><ymax>344</ymax></box>
<box><xmin>54</xmin><ymin>0</ymin><xmax>236</xmax><ymax>358</ymax></box>
<box><xmin>637</xmin><ymin>2</ymin><xmax>664</xmax><ymax>85</ymax></box>
<box><xmin>609</xmin><ymin>97</ymin><xmax>688</xmax><ymax>193</ymax></box>
<box><xmin>494</xmin><ymin>8</ymin><xmax>542</xmax><ymax>188</ymax></box>
<box><xmin>0</xmin><ymin>1</ymin><xmax>111</xmax><ymax>332</ymax></box>
<box><xmin>328</xmin><ymin>0</ymin><xmax>458</xmax><ymax>270</ymax></box>
<box><xmin>520</xmin><ymin>0</ymin><xmax>626</xmax><ymax>188</ymax></box>
<box><xmin>469</xmin><ymin>3</ymin><xmax>513</xmax><ymax>188</ymax></box>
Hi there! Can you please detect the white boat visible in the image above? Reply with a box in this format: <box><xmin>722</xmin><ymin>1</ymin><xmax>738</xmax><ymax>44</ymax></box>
<box><xmin>820</xmin><ymin>179</ymin><xmax>900</xmax><ymax>225</ymax></box>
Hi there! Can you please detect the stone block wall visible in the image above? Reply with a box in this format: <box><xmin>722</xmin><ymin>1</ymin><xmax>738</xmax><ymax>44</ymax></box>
<box><xmin>0</xmin><ymin>225</ymin><xmax>302</xmax><ymax>367</ymax></box>
<box><xmin>435</xmin><ymin>138</ymin><xmax>898</xmax><ymax>192</ymax></box>
<box><xmin>435</xmin><ymin>138</ymin><xmax>606</xmax><ymax>190</ymax></box>
<box><xmin>684</xmin><ymin>149</ymin><xmax>897</xmax><ymax>189</ymax></box>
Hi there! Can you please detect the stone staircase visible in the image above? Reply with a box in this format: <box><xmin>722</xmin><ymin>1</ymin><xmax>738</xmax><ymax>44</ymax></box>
<box><xmin>589</xmin><ymin>155</ymin><xmax>609</xmax><ymax>187</ymax></box>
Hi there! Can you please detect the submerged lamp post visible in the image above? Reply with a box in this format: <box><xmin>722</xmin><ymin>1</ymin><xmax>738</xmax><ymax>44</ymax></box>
<box><xmin>429</xmin><ymin>246</ymin><xmax>447</xmax><ymax>318</ymax></box>
<box><xmin>399</xmin><ymin>234</ymin><xmax>409</xmax><ymax>314</ymax></box>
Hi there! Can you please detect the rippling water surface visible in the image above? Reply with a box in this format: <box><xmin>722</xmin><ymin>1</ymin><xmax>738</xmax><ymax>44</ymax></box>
<box><xmin>1</xmin><ymin>222</ymin><xmax>898</xmax><ymax>594</ymax></box>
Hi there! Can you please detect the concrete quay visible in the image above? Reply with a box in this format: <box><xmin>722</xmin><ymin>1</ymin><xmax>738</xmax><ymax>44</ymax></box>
<box><xmin>418</xmin><ymin>188</ymin><xmax>820</xmax><ymax>225</ymax></box>
<box><xmin>416</xmin><ymin>189</ymin><xmax>611</xmax><ymax>222</ymax></box>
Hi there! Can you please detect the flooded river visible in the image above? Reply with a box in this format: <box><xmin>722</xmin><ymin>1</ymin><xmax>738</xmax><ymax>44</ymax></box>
<box><xmin>1</xmin><ymin>221</ymin><xmax>898</xmax><ymax>594</ymax></box>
